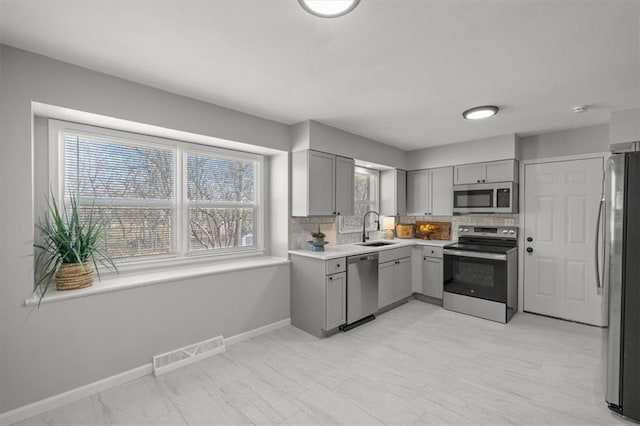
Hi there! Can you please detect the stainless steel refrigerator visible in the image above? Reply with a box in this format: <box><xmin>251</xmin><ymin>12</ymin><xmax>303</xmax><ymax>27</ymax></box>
<box><xmin>604</xmin><ymin>142</ymin><xmax>640</xmax><ymax>422</ymax></box>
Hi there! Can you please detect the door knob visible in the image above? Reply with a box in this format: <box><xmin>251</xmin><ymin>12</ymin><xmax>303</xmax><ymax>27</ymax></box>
<box><xmin>526</xmin><ymin>247</ymin><xmax>534</xmax><ymax>253</ymax></box>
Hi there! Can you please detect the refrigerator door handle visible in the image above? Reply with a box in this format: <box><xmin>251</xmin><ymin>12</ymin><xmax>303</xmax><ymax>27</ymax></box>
<box><xmin>595</xmin><ymin>195</ymin><xmax>605</xmax><ymax>294</ymax></box>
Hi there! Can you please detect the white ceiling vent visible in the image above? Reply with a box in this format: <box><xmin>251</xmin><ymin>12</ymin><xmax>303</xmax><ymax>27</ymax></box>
<box><xmin>153</xmin><ymin>335</ymin><xmax>226</xmax><ymax>376</ymax></box>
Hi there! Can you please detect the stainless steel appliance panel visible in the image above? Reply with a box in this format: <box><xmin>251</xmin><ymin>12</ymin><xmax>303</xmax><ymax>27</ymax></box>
<box><xmin>606</xmin><ymin>154</ymin><xmax>625</xmax><ymax>406</ymax></box>
<box><xmin>443</xmin><ymin>291</ymin><xmax>507</xmax><ymax>323</ymax></box>
<box><xmin>346</xmin><ymin>254</ymin><xmax>379</xmax><ymax>325</ymax></box>
<box><xmin>453</xmin><ymin>182</ymin><xmax>518</xmax><ymax>214</ymax></box>
<box><xmin>443</xmin><ymin>226</ymin><xmax>518</xmax><ymax>322</ymax></box>
<box><xmin>621</xmin><ymin>152</ymin><xmax>640</xmax><ymax>420</ymax></box>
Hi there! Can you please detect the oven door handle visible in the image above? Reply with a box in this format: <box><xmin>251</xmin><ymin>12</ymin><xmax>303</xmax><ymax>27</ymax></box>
<box><xmin>443</xmin><ymin>249</ymin><xmax>507</xmax><ymax>261</ymax></box>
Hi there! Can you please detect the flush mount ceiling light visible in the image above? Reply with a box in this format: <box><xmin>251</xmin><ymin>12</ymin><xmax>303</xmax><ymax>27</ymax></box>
<box><xmin>572</xmin><ymin>105</ymin><xmax>589</xmax><ymax>113</ymax></box>
<box><xmin>462</xmin><ymin>105</ymin><xmax>499</xmax><ymax>120</ymax></box>
<box><xmin>298</xmin><ymin>0</ymin><xmax>361</xmax><ymax>18</ymax></box>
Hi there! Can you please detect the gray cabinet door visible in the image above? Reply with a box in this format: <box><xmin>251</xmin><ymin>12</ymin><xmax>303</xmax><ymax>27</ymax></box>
<box><xmin>325</xmin><ymin>272</ymin><xmax>346</xmax><ymax>330</ymax></box>
<box><xmin>395</xmin><ymin>257</ymin><xmax>412</xmax><ymax>300</ymax></box>
<box><xmin>422</xmin><ymin>257</ymin><xmax>443</xmax><ymax>299</ymax></box>
<box><xmin>430</xmin><ymin>166</ymin><xmax>453</xmax><ymax>216</ymax></box>
<box><xmin>407</xmin><ymin>169</ymin><xmax>430</xmax><ymax>215</ymax></box>
<box><xmin>308</xmin><ymin>151</ymin><xmax>336</xmax><ymax>216</ymax></box>
<box><xmin>396</xmin><ymin>169</ymin><xmax>407</xmax><ymax>216</ymax></box>
<box><xmin>453</xmin><ymin>163</ymin><xmax>485</xmax><ymax>184</ymax></box>
<box><xmin>378</xmin><ymin>261</ymin><xmax>396</xmax><ymax>309</ymax></box>
<box><xmin>484</xmin><ymin>160</ymin><xmax>517</xmax><ymax>183</ymax></box>
<box><xmin>454</xmin><ymin>160</ymin><xmax>517</xmax><ymax>185</ymax></box>
<box><xmin>335</xmin><ymin>156</ymin><xmax>355</xmax><ymax>215</ymax></box>
<box><xmin>380</xmin><ymin>169</ymin><xmax>407</xmax><ymax>216</ymax></box>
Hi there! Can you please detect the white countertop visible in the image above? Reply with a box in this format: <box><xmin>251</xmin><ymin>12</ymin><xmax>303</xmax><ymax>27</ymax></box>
<box><xmin>288</xmin><ymin>238</ymin><xmax>455</xmax><ymax>260</ymax></box>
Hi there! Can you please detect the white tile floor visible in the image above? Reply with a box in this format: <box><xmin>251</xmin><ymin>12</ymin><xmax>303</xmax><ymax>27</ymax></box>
<box><xmin>16</xmin><ymin>301</ymin><xmax>629</xmax><ymax>425</ymax></box>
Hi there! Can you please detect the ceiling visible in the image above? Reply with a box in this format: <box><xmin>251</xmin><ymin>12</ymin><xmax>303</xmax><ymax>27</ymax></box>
<box><xmin>1</xmin><ymin>0</ymin><xmax>638</xmax><ymax>151</ymax></box>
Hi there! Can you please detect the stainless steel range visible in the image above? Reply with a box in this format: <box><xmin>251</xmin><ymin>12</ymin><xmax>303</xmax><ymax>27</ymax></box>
<box><xmin>443</xmin><ymin>226</ymin><xmax>518</xmax><ymax>323</ymax></box>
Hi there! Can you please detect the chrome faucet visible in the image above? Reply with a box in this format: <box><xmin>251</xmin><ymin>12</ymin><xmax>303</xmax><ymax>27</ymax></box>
<box><xmin>362</xmin><ymin>210</ymin><xmax>381</xmax><ymax>243</ymax></box>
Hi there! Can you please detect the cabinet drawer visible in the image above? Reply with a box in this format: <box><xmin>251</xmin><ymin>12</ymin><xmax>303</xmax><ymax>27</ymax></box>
<box><xmin>326</xmin><ymin>257</ymin><xmax>346</xmax><ymax>274</ymax></box>
<box><xmin>422</xmin><ymin>245</ymin><xmax>443</xmax><ymax>259</ymax></box>
<box><xmin>379</xmin><ymin>246</ymin><xmax>412</xmax><ymax>263</ymax></box>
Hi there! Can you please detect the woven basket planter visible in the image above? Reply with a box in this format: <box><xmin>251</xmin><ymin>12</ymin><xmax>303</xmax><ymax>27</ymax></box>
<box><xmin>55</xmin><ymin>262</ymin><xmax>94</xmax><ymax>291</ymax></box>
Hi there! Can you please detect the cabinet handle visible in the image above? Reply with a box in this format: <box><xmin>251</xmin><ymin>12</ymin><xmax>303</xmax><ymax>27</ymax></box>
<box><xmin>329</xmin><ymin>276</ymin><xmax>333</xmax><ymax>280</ymax></box>
<box><xmin>333</xmin><ymin>211</ymin><xmax>336</xmax><ymax>215</ymax></box>
<box><xmin>337</xmin><ymin>264</ymin><xmax>340</xmax><ymax>268</ymax></box>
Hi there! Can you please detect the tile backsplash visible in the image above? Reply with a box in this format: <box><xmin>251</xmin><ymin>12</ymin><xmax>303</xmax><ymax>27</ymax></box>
<box><xmin>399</xmin><ymin>214</ymin><xmax>519</xmax><ymax>241</ymax></box>
<box><xmin>289</xmin><ymin>214</ymin><xmax>519</xmax><ymax>250</ymax></box>
<box><xmin>289</xmin><ymin>216</ymin><xmax>362</xmax><ymax>250</ymax></box>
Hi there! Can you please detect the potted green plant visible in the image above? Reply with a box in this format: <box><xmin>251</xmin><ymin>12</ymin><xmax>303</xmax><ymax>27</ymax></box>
<box><xmin>310</xmin><ymin>226</ymin><xmax>327</xmax><ymax>251</ymax></box>
<box><xmin>34</xmin><ymin>193</ymin><xmax>116</xmax><ymax>303</ymax></box>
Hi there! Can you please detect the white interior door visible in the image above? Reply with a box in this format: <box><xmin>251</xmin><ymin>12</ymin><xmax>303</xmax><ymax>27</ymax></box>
<box><xmin>523</xmin><ymin>157</ymin><xmax>605</xmax><ymax>326</ymax></box>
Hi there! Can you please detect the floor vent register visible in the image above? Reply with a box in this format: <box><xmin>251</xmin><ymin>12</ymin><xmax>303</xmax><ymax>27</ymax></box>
<box><xmin>152</xmin><ymin>335</ymin><xmax>226</xmax><ymax>376</ymax></box>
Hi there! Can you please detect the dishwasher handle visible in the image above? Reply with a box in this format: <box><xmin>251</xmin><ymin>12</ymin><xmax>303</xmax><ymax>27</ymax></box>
<box><xmin>348</xmin><ymin>254</ymin><xmax>379</xmax><ymax>264</ymax></box>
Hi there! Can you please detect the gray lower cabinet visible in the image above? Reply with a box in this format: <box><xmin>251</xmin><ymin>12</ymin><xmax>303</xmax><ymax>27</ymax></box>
<box><xmin>378</xmin><ymin>256</ymin><xmax>411</xmax><ymax>309</ymax></box>
<box><xmin>325</xmin><ymin>272</ymin><xmax>346</xmax><ymax>330</ymax></box>
<box><xmin>290</xmin><ymin>254</ymin><xmax>347</xmax><ymax>337</ymax></box>
<box><xmin>422</xmin><ymin>246</ymin><xmax>444</xmax><ymax>299</ymax></box>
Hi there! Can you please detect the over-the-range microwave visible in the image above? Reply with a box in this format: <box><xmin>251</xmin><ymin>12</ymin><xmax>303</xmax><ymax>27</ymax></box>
<box><xmin>452</xmin><ymin>182</ymin><xmax>518</xmax><ymax>214</ymax></box>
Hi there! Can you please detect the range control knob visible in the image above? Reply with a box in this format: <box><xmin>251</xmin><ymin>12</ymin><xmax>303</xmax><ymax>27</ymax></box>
<box><xmin>503</xmin><ymin>230</ymin><xmax>508</xmax><ymax>234</ymax></box>
<box><xmin>509</xmin><ymin>230</ymin><xmax>515</xmax><ymax>234</ymax></box>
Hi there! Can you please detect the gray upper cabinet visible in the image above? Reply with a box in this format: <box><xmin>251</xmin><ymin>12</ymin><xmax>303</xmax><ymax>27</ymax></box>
<box><xmin>380</xmin><ymin>169</ymin><xmax>407</xmax><ymax>216</ymax></box>
<box><xmin>453</xmin><ymin>159</ymin><xmax>518</xmax><ymax>184</ymax></box>
<box><xmin>291</xmin><ymin>150</ymin><xmax>354</xmax><ymax>217</ymax></box>
<box><xmin>406</xmin><ymin>167</ymin><xmax>453</xmax><ymax>216</ymax></box>
<box><xmin>335</xmin><ymin>156</ymin><xmax>355</xmax><ymax>216</ymax></box>
<box><xmin>407</xmin><ymin>169</ymin><xmax>429</xmax><ymax>216</ymax></box>
<box><xmin>430</xmin><ymin>167</ymin><xmax>453</xmax><ymax>216</ymax></box>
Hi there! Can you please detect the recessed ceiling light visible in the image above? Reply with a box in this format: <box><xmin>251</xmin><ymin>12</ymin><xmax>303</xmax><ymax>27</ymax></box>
<box><xmin>298</xmin><ymin>0</ymin><xmax>361</xmax><ymax>18</ymax></box>
<box><xmin>462</xmin><ymin>105</ymin><xmax>499</xmax><ymax>120</ymax></box>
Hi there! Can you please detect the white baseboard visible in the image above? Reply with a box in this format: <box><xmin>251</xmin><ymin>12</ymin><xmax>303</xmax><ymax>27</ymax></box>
<box><xmin>0</xmin><ymin>317</ymin><xmax>291</xmax><ymax>426</ymax></box>
<box><xmin>225</xmin><ymin>318</ymin><xmax>291</xmax><ymax>346</ymax></box>
<box><xmin>0</xmin><ymin>364</ymin><xmax>152</xmax><ymax>426</ymax></box>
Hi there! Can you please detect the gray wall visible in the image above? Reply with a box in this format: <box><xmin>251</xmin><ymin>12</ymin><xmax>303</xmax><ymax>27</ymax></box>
<box><xmin>291</xmin><ymin>120</ymin><xmax>408</xmax><ymax>169</ymax></box>
<box><xmin>610</xmin><ymin>108</ymin><xmax>640</xmax><ymax>144</ymax></box>
<box><xmin>406</xmin><ymin>134</ymin><xmax>518</xmax><ymax>170</ymax></box>
<box><xmin>0</xmin><ymin>45</ymin><xmax>291</xmax><ymax>414</ymax></box>
<box><xmin>519</xmin><ymin>124</ymin><xmax>609</xmax><ymax>160</ymax></box>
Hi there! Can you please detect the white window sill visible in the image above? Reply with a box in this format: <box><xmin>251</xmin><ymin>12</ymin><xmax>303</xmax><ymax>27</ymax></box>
<box><xmin>25</xmin><ymin>256</ymin><xmax>290</xmax><ymax>307</ymax></box>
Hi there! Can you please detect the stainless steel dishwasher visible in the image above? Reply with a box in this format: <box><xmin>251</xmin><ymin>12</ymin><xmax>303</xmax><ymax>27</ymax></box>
<box><xmin>342</xmin><ymin>253</ymin><xmax>379</xmax><ymax>331</ymax></box>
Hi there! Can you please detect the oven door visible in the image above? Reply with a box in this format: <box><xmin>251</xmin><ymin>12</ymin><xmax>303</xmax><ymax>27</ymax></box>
<box><xmin>443</xmin><ymin>249</ymin><xmax>508</xmax><ymax>303</ymax></box>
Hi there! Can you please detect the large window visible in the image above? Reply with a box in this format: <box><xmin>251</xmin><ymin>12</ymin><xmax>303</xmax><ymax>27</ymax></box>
<box><xmin>49</xmin><ymin>120</ymin><xmax>263</xmax><ymax>265</ymax></box>
<box><xmin>339</xmin><ymin>166</ymin><xmax>379</xmax><ymax>233</ymax></box>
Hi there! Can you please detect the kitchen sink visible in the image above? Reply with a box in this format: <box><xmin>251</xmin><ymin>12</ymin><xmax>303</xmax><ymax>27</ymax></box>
<box><xmin>357</xmin><ymin>241</ymin><xmax>399</xmax><ymax>247</ymax></box>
